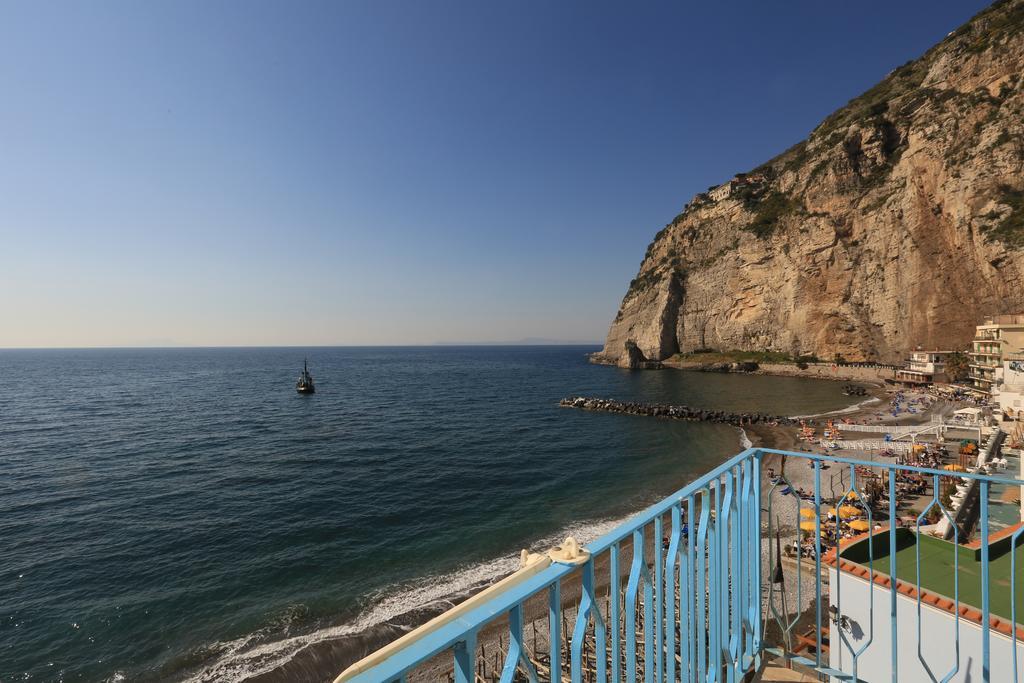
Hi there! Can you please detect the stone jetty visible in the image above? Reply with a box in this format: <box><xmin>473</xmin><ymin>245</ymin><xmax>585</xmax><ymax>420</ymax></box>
<box><xmin>559</xmin><ymin>396</ymin><xmax>810</xmax><ymax>427</ymax></box>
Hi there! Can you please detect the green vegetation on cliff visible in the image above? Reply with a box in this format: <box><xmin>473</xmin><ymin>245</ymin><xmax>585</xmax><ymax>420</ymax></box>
<box><xmin>667</xmin><ymin>349</ymin><xmax>818</xmax><ymax>365</ymax></box>
<box><xmin>984</xmin><ymin>185</ymin><xmax>1024</xmax><ymax>246</ymax></box>
<box><xmin>742</xmin><ymin>192</ymin><xmax>801</xmax><ymax>239</ymax></box>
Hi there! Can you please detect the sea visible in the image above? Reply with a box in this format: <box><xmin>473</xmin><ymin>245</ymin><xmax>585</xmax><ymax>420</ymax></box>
<box><xmin>0</xmin><ymin>346</ymin><xmax>863</xmax><ymax>682</ymax></box>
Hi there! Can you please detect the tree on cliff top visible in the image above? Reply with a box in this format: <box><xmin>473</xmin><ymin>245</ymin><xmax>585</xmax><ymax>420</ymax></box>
<box><xmin>945</xmin><ymin>351</ymin><xmax>970</xmax><ymax>382</ymax></box>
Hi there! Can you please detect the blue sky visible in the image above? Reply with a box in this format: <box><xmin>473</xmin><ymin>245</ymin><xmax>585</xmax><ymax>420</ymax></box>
<box><xmin>0</xmin><ymin>0</ymin><xmax>990</xmax><ymax>347</ymax></box>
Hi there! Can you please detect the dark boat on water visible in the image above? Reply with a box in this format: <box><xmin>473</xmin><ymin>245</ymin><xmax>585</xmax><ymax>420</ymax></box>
<box><xmin>296</xmin><ymin>359</ymin><xmax>315</xmax><ymax>394</ymax></box>
<box><xmin>842</xmin><ymin>384</ymin><xmax>867</xmax><ymax>397</ymax></box>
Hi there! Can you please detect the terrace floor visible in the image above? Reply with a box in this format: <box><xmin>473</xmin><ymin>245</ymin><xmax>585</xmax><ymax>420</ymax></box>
<box><xmin>843</xmin><ymin>529</ymin><xmax>1024</xmax><ymax>624</ymax></box>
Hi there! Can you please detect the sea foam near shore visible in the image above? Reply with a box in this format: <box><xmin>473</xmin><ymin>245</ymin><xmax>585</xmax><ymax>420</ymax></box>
<box><xmin>182</xmin><ymin>512</ymin><xmax>640</xmax><ymax>682</ymax></box>
<box><xmin>789</xmin><ymin>395</ymin><xmax>880</xmax><ymax>420</ymax></box>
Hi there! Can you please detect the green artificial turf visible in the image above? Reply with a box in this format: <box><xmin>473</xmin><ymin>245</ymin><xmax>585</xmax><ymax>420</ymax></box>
<box><xmin>841</xmin><ymin>529</ymin><xmax>1024</xmax><ymax>623</ymax></box>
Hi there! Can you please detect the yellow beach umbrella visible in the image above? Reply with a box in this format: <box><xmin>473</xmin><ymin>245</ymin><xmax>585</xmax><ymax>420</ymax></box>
<box><xmin>799</xmin><ymin>520</ymin><xmax>818</xmax><ymax>531</ymax></box>
<box><xmin>943</xmin><ymin>464</ymin><xmax>966</xmax><ymax>472</ymax></box>
<box><xmin>800</xmin><ymin>508</ymin><xmax>817</xmax><ymax>518</ymax></box>
<box><xmin>847</xmin><ymin>519</ymin><xmax>871</xmax><ymax>532</ymax></box>
<box><xmin>838</xmin><ymin>505</ymin><xmax>862</xmax><ymax>518</ymax></box>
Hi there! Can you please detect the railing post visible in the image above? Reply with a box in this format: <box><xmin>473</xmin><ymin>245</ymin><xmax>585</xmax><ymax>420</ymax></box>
<box><xmin>697</xmin><ymin>488</ymin><xmax>710</xmax><ymax>683</ymax></box>
<box><xmin>625</xmin><ymin>528</ymin><xmax>645</xmax><ymax>683</ymax></box>
<box><xmin>1011</xmin><ymin>524</ymin><xmax>1023</xmax><ymax>683</ymax></box>
<box><xmin>643</xmin><ymin>536</ymin><xmax>654</xmax><ymax>683</ymax></box>
<box><xmin>814</xmin><ymin>460</ymin><xmax>823</xmax><ymax>669</ymax></box>
<box><xmin>655</xmin><ymin>513</ymin><xmax>664</xmax><ymax>683</ymax></box>
<box><xmin>453</xmin><ymin>632</ymin><xmax>476</xmax><ymax>683</ymax></box>
<box><xmin>729</xmin><ymin>467</ymin><xmax>742</xmax><ymax>679</ymax></box>
<box><xmin>610</xmin><ymin>543</ymin><xmax>620</xmax><ymax>683</ymax></box>
<box><xmin>752</xmin><ymin>453</ymin><xmax>762</xmax><ymax>664</ymax></box>
<box><xmin>502</xmin><ymin>603</ymin><xmax>538</xmax><ymax>683</ymax></box>
<box><xmin>686</xmin><ymin>495</ymin><xmax>697</xmax><ymax>682</ymax></box>
<box><xmin>743</xmin><ymin>459</ymin><xmax>758</xmax><ymax>672</ymax></box>
<box><xmin>980</xmin><ymin>480</ymin><xmax>990</xmax><ymax>683</ymax></box>
<box><xmin>711</xmin><ymin>479</ymin><xmax>721</xmax><ymax>681</ymax></box>
<box><xmin>571</xmin><ymin>559</ymin><xmax>603</xmax><ymax>683</ymax></box>
<box><xmin>665</xmin><ymin>504</ymin><xmax>681</xmax><ymax>683</ymax></box>
<box><xmin>550</xmin><ymin>582</ymin><xmax>561</xmax><ymax>682</ymax></box>
<box><xmin>888</xmin><ymin>469</ymin><xmax>898</xmax><ymax>682</ymax></box>
<box><xmin>718</xmin><ymin>471</ymin><xmax>735</xmax><ymax>682</ymax></box>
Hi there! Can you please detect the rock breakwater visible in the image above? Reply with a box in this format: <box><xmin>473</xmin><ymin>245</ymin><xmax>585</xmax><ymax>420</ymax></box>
<box><xmin>559</xmin><ymin>396</ymin><xmax>809</xmax><ymax>427</ymax></box>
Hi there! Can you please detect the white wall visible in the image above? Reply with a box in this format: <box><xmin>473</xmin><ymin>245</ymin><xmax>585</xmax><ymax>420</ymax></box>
<box><xmin>827</xmin><ymin>568</ymin><xmax>1024</xmax><ymax>682</ymax></box>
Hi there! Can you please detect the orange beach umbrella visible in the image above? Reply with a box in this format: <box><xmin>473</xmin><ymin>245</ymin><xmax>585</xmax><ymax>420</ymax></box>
<box><xmin>838</xmin><ymin>505</ymin><xmax>862</xmax><ymax>518</ymax></box>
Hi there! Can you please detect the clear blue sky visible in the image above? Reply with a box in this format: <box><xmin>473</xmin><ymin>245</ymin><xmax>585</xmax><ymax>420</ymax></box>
<box><xmin>0</xmin><ymin>0</ymin><xmax>990</xmax><ymax>347</ymax></box>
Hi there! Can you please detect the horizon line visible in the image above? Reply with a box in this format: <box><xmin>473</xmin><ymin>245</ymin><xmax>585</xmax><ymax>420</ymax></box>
<box><xmin>0</xmin><ymin>342</ymin><xmax>604</xmax><ymax>351</ymax></box>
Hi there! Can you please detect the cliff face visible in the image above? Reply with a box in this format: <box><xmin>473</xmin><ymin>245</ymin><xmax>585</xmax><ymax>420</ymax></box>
<box><xmin>598</xmin><ymin>0</ymin><xmax>1024</xmax><ymax>365</ymax></box>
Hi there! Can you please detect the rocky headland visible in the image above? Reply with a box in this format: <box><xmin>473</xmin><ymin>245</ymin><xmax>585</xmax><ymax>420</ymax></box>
<box><xmin>595</xmin><ymin>0</ymin><xmax>1024</xmax><ymax>368</ymax></box>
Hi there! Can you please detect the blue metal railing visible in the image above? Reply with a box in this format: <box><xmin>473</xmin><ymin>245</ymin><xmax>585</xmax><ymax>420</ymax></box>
<box><xmin>333</xmin><ymin>447</ymin><xmax>1024</xmax><ymax>683</ymax></box>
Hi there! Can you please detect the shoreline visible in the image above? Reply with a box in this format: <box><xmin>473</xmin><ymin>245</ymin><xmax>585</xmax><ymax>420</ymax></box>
<box><xmin>592</xmin><ymin>352</ymin><xmax>895</xmax><ymax>386</ymax></box>
<box><xmin>220</xmin><ymin>380</ymin><xmax>908</xmax><ymax>682</ymax></box>
<box><xmin>664</xmin><ymin>360</ymin><xmax>892</xmax><ymax>386</ymax></box>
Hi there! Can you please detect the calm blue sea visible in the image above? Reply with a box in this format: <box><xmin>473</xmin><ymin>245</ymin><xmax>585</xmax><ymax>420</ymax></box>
<box><xmin>0</xmin><ymin>347</ymin><xmax>860</xmax><ymax>682</ymax></box>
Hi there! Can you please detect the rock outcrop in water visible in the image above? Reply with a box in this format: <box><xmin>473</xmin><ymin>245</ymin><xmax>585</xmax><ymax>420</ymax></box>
<box><xmin>596</xmin><ymin>0</ymin><xmax>1024</xmax><ymax>366</ymax></box>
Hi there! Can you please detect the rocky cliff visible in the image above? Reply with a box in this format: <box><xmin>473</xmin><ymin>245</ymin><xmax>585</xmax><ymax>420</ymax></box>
<box><xmin>597</xmin><ymin>0</ymin><xmax>1024</xmax><ymax>366</ymax></box>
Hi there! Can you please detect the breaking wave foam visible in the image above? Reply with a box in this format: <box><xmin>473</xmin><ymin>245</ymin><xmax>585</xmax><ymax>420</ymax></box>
<box><xmin>183</xmin><ymin>512</ymin><xmax>640</xmax><ymax>682</ymax></box>
<box><xmin>737</xmin><ymin>427</ymin><xmax>753</xmax><ymax>449</ymax></box>
<box><xmin>790</xmin><ymin>396</ymin><xmax>880</xmax><ymax>420</ymax></box>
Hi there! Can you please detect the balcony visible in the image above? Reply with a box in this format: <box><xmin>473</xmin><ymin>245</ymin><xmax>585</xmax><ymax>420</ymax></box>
<box><xmin>332</xmin><ymin>448</ymin><xmax>1024</xmax><ymax>683</ymax></box>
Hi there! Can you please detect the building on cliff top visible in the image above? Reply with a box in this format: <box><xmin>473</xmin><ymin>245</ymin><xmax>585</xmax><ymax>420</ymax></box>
<box><xmin>969</xmin><ymin>316</ymin><xmax>1024</xmax><ymax>395</ymax></box>
<box><xmin>705</xmin><ymin>172</ymin><xmax>769</xmax><ymax>203</ymax></box>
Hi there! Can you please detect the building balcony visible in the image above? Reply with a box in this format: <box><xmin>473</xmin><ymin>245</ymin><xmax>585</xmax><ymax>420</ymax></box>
<box><xmin>907</xmin><ymin>362</ymin><xmax>942</xmax><ymax>373</ymax></box>
<box><xmin>332</xmin><ymin>448</ymin><xmax>1024</xmax><ymax>683</ymax></box>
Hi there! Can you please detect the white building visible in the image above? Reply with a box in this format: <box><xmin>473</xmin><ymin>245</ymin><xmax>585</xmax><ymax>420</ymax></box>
<box><xmin>707</xmin><ymin>183</ymin><xmax>732</xmax><ymax>202</ymax></box>
<box><xmin>969</xmin><ymin>315</ymin><xmax>1024</xmax><ymax>395</ymax></box>
<box><xmin>895</xmin><ymin>349</ymin><xmax>950</xmax><ymax>386</ymax></box>
<box><xmin>994</xmin><ymin>353</ymin><xmax>1024</xmax><ymax>420</ymax></box>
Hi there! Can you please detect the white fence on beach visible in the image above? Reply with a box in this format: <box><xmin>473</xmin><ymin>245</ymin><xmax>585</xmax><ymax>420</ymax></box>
<box><xmin>837</xmin><ymin>416</ymin><xmax>947</xmax><ymax>436</ymax></box>
<box><xmin>830</xmin><ymin>439</ymin><xmax>914</xmax><ymax>454</ymax></box>
<box><xmin>838</xmin><ymin>424</ymin><xmax>920</xmax><ymax>435</ymax></box>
